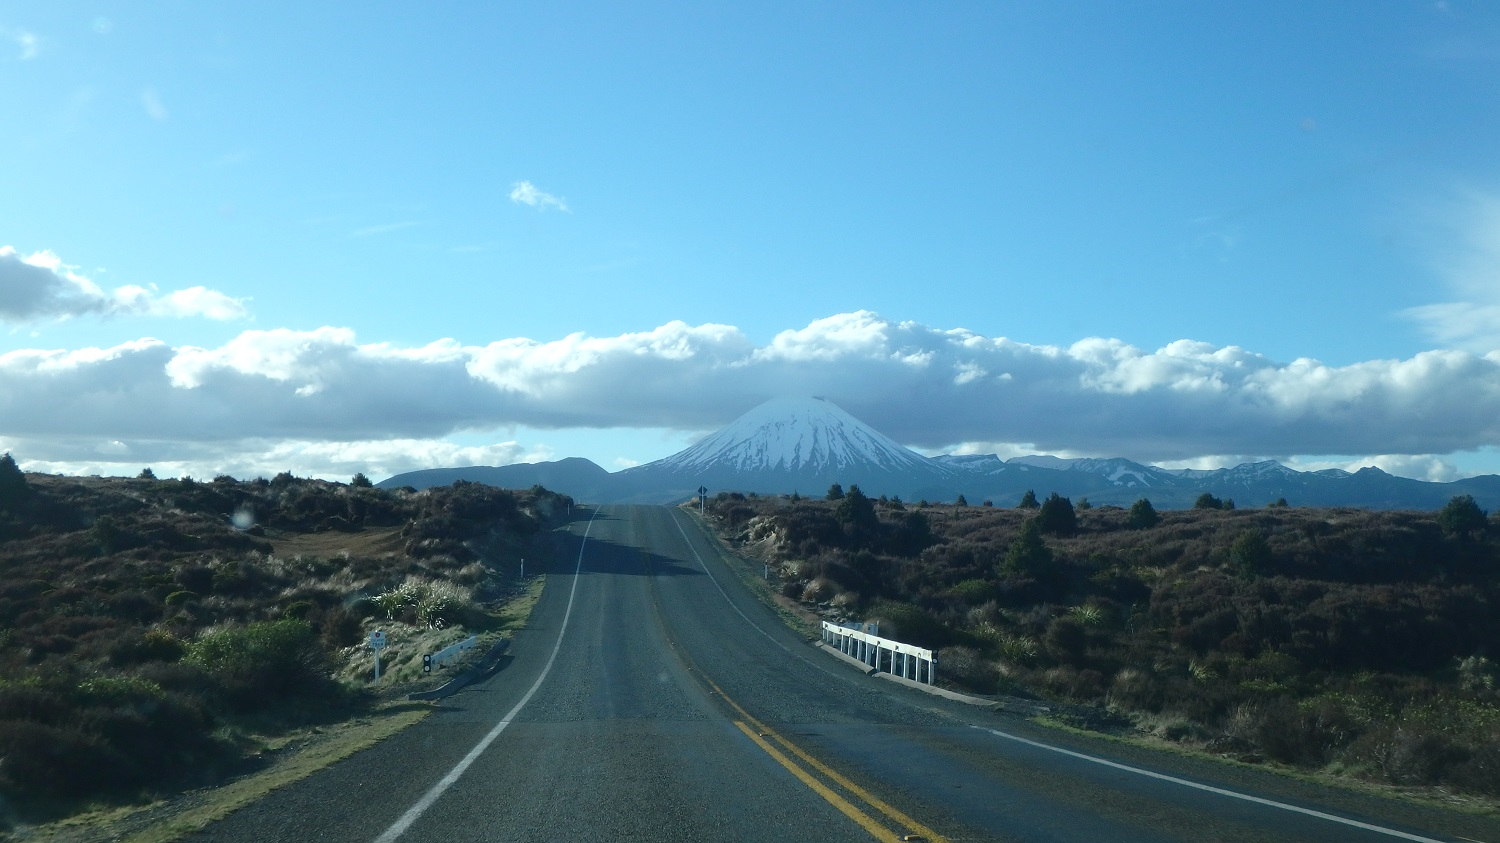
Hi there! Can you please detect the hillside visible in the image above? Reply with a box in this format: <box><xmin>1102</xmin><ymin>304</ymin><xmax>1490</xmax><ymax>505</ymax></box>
<box><xmin>0</xmin><ymin>463</ymin><xmax>573</xmax><ymax>825</ymax></box>
<box><xmin>703</xmin><ymin>488</ymin><xmax>1500</xmax><ymax>800</ymax></box>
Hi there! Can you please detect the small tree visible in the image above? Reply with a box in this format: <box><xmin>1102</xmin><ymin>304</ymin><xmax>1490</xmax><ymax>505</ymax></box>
<box><xmin>1127</xmin><ymin>498</ymin><xmax>1160</xmax><ymax>529</ymax></box>
<box><xmin>1230</xmin><ymin>529</ymin><xmax>1272</xmax><ymax>577</ymax></box>
<box><xmin>0</xmin><ymin>453</ymin><xmax>28</xmax><ymax>508</ymax></box>
<box><xmin>1018</xmin><ymin>489</ymin><xmax>1039</xmax><ymax>509</ymax></box>
<box><xmin>137</xmin><ymin>467</ymin><xmax>156</xmax><ymax>480</ymax></box>
<box><xmin>1439</xmin><ymin>494</ymin><xmax>1487</xmax><ymax>541</ymax></box>
<box><xmin>836</xmin><ymin>484</ymin><xmax>878</xmax><ymax>541</ymax></box>
<box><xmin>1002</xmin><ymin>518</ymin><xmax>1052</xmax><ymax>577</ymax></box>
<box><xmin>826</xmin><ymin>483</ymin><xmax>845</xmax><ymax>501</ymax></box>
<box><xmin>955</xmin><ymin>494</ymin><xmax>969</xmax><ymax>507</ymax></box>
<box><xmin>351</xmin><ymin>472</ymin><xmax>373</xmax><ymax>488</ymax></box>
<box><xmin>1193</xmin><ymin>492</ymin><xmax>1224</xmax><ymax>510</ymax></box>
<box><xmin>1036</xmin><ymin>492</ymin><xmax>1077</xmax><ymax>535</ymax></box>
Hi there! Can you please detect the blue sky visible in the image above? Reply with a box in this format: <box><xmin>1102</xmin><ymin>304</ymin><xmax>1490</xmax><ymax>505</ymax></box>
<box><xmin>5</xmin><ymin>2</ymin><xmax>1500</xmax><ymax>484</ymax></box>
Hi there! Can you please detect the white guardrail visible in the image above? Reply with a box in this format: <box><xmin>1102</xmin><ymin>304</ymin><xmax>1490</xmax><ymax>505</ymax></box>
<box><xmin>820</xmin><ymin>621</ymin><xmax>937</xmax><ymax>685</ymax></box>
<box><xmin>423</xmin><ymin>635</ymin><xmax>478</xmax><ymax>673</ymax></box>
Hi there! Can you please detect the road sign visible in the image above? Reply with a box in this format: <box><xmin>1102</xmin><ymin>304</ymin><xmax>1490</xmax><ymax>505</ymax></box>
<box><xmin>369</xmin><ymin>630</ymin><xmax>388</xmax><ymax>683</ymax></box>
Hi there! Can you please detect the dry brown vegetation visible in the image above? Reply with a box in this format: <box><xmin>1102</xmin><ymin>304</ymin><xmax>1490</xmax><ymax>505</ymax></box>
<box><xmin>0</xmin><ymin>464</ymin><xmax>572</xmax><ymax>826</ymax></box>
<box><xmin>707</xmin><ymin>488</ymin><xmax>1500</xmax><ymax>798</ymax></box>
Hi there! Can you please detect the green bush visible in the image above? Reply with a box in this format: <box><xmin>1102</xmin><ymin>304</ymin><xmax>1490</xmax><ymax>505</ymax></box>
<box><xmin>108</xmin><ymin>628</ymin><xmax>186</xmax><ymax>665</ymax></box>
<box><xmin>185</xmin><ymin>619</ymin><xmax>329</xmax><ymax>711</ymax></box>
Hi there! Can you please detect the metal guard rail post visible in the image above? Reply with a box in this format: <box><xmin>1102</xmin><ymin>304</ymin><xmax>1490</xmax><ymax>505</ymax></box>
<box><xmin>820</xmin><ymin>621</ymin><xmax>937</xmax><ymax>685</ymax></box>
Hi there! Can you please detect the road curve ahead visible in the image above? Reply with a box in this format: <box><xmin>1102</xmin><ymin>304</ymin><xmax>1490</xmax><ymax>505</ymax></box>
<box><xmin>192</xmin><ymin>505</ymin><xmax>1500</xmax><ymax>843</ymax></box>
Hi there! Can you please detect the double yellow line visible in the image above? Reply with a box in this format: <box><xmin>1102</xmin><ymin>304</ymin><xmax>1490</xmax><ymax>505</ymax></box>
<box><xmin>702</xmin><ymin>675</ymin><xmax>949</xmax><ymax>843</ymax></box>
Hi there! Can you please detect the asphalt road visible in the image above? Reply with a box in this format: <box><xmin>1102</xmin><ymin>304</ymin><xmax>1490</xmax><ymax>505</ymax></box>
<box><xmin>191</xmin><ymin>504</ymin><xmax>1500</xmax><ymax>843</ymax></box>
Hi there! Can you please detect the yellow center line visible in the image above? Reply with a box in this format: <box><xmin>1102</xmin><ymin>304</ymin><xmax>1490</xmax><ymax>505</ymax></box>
<box><xmin>706</xmin><ymin>675</ymin><xmax>949</xmax><ymax>843</ymax></box>
<box><xmin>733</xmin><ymin>721</ymin><xmax>904</xmax><ymax>842</ymax></box>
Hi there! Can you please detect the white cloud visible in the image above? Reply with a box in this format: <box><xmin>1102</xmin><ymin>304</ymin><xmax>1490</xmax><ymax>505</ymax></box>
<box><xmin>1403</xmin><ymin>190</ymin><xmax>1500</xmax><ymax>351</ymax></box>
<box><xmin>7</xmin><ymin>311</ymin><xmax>1500</xmax><ymax>479</ymax></box>
<box><xmin>0</xmin><ymin>246</ymin><xmax>249</xmax><ymax>323</ymax></box>
<box><xmin>1284</xmin><ymin>454</ymin><xmax>1461</xmax><ymax>483</ymax></box>
<box><xmin>508</xmin><ymin>180</ymin><xmax>569</xmax><ymax>212</ymax></box>
<box><xmin>7</xmin><ymin>437</ymin><xmax>551</xmax><ymax>482</ymax></box>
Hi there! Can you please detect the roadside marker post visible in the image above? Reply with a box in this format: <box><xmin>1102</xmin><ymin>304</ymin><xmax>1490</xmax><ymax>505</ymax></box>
<box><xmin>369</xmin><ymin>629</ymin><xmax>388</xmax><ymax>682</ymax></box>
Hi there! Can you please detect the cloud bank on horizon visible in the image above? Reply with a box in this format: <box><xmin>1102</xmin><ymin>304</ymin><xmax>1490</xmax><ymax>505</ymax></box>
<box><xmin>3</xmin><ymin>303</ymin><xmax>1497</xmax><ymax>483</ymax></box>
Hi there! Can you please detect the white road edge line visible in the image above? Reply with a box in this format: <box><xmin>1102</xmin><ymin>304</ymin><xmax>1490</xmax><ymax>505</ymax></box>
<box><xmin>668</xmin><ymin>509</ymin><xmax>796</xmax><ymax>656</ymax></box>
<box><xmin>673</xmin><ymin>508</ymin><xmax>1453</xmax><ymax>843</ymax></box>
<box><xmin>372</xmin><ymin>508</ymin><xmax>600</xmax><ymax>843</ymax></box>
<box><xmin>969</xmin><ymin>725</ymin><xmax>1449</xmax><ymax>843</ymax></box>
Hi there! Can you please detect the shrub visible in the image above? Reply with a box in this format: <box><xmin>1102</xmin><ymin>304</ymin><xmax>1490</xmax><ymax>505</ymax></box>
<box><xmin>373</xmin><ymin>575</ymin><xmax>475</xmax><ymax>627</ymax></box>
<box><xmin>0</xmin><ymin>719</ymin><xmax>124</xmax><ymax>798</ymax></box>
<box><xmin>1230</xmin><ymin>530</ymin><xmax>1272</xmax><ymax>578</ymax></box>
<box><xmin>1438</xmin><ymin>495</ymin><xmax>1486</xmax><ymax>540</ymax></box>
<box><xmin>1447</xmin><ymin>740</ymin><xmax>1500</xmax><ymax>795</ymax></box>
<box><xmin>997</xmin><ymin>633</ymin><xmax>1039</xmax><ymax>666</ymax></box>
<box><xmin>937</xmin><ymin>646</ymin><xmax>996</xmax><ymax>692</ymax></box>
<box><xmin>801</xmin><ymin>577</ymin><xmax>836</xmax><ymax>603</ymax></box>
<box><xmin>949</xmin><ymin>579</ymin><xmax>997</xmax><ymax>604</ymax></box>
<box><xmin>867</xmin><ymin>600</ymin><xmax>949</xmax><ymax>649</ymax></box>
<box><xmin>1001</xmin><ymin>519</ymin><xmax>1052</xmax><ymax>578</ymax></box>
<box><xmin>185</xmin><ymin>619</ymin><xmax>329</xmax><ymax>711</ymax></box>
<box><xmin>1127</xmin><ymin>498</ymin><xmax>1160</xmax><ymax>529</ymax></box>
<box><xmin>1036</xmin><ymin>493</ymin><xmax>1077</xmax><ymax>536</ymax></box>
<box><xmin>1194</xmin><ymin>493</ymin><xmax>1224</xmax><ymax>510</ymax></box>
<box><xmin>0</xmin><ymin>453</ymin><xmax>29</xmax><ymax>509</ymax></box>
<box><xmin>1044</xmin><ymin>616</ymin><xmax>1087</xmax><ymax>661</ymax></box>
<box><xmin>107</xmin><ymin>628</ymin><xmax>185</xmax><ymax>665</ymax></box>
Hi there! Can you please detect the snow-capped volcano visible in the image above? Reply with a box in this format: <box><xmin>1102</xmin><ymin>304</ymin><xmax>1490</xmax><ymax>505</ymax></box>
<box><xmin>612</xmin><ymin>397</ymin><xmax>959</xmax><ymax>500</ymax></box>
<box><xmin>654</xmin><ymin>397</ymin><xmax>936</xmax><ymax>475</ymax></box>
<box><xmin>379</xmin><ymin>397</ymin><xmax>1500</xmax><ymax>509</ymax></box>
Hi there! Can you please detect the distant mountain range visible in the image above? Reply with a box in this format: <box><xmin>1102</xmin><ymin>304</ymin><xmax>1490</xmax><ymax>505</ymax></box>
<box><xmin>379</xmin><ymin>397</ymin><xmax>1500</xmax><ymax>510</ymax></box>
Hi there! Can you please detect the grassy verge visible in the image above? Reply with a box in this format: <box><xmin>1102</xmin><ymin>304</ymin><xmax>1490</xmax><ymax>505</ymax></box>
<box><xmin>25</xmin><ymin>576</ymin><xmax>548</xmax><ymax>843</ymax></box>
<box><xmin>680</xmin><ymin>506</ymin><xmax>820</xmax><ymax>639</ymax></box>
<box><xmin>1030</xmin><ymin>714</ymin><xmax>1500</xmax><ymax>818</ymax></box>
<box><xmin>691</xmin><ymin>505</ymin><xmax>1500</xmax><ymax>821</ymax></box>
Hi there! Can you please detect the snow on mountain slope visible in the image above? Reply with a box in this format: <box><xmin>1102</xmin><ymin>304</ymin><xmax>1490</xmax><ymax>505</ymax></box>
<box><xmin>1008</xmin><ymin>455</ymin><xmax>1169</xmax><ymax>487</ymax></box>
<box><xmin>648</xmin><ymin>396</ymin><xmax>936</xmax><ymax>475</ymax></box>
<box><xmin>379</xmin><ymin>397</ymin><xmax>1500</xmax><ymax>508</ymax></box>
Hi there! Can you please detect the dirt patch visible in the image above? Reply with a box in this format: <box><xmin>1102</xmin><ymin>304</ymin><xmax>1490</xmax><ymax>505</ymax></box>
<box><xmin>266</xmin><ymin>525</ymin><xmax>407</xmax><ymax>560</ymax></box>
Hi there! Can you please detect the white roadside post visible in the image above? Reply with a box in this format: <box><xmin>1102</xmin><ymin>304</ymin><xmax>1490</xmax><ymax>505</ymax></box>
<box><xmin>369</xmin><ymin>629</ymin><xmax>388</xmax><ymax>682</ymax></box>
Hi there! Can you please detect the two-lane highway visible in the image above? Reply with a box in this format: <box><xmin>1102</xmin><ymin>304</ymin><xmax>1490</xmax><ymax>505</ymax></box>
<box><xmin>192</xmin><ymin>505</ymin><xmax>1500</xmax><ymax>842</ymax></box>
